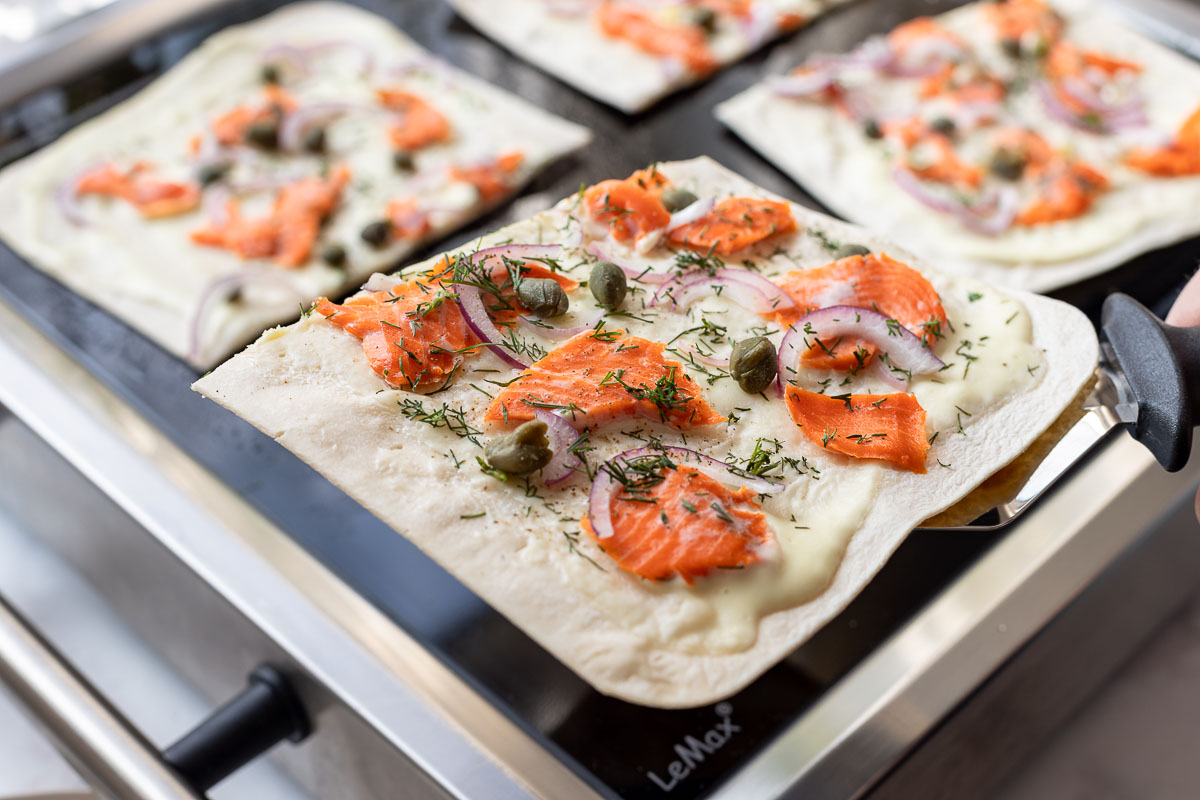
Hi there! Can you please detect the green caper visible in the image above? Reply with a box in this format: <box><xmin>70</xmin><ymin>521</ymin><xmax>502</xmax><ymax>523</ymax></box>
<box><xmin>245</xmin><ymin>121</ymin><xmax>279</xmax><ymax>150</ymax></box>
<box><xmin>729</xmin><ymin>336</ymin><xmax>778</xmax><ymax>395</ymax></box>
<box><xmin>392</xmin><ymin>150</ymin><xmax>415</xmax><ymax>172</ymax></box>
<box><xmin>484</xmin><ymin>420</ymin><xmax>553</xmax><ymax>475</ymax></box>
<box><xmin>260</xmin><ymin>64</ymin><xmax>280</xmax><ymax>84</ymax></box>
<box><xmin>589</xmin><ymin>260</ymin><xmax>627</xmax><ymax>309</ymax></box>
<box><xmin>661</xmin><ymin>188</ymin><xmax>699</xmax><ymax>214</ymax></box>
<box><xmin>863</xmin><ymin>119</ymin><xmax>883</xmax><ymax>140</ymax></box>
<box><xmin>302</xmin><ymin>126</ymin><xmax>327</xmax><ymax>154</ymax></box>
<box><xmin>1000</xmin><ymin>37</ymin><xmax>1022</xmax><ymax>58</ymax></box>
<box><xmin>321</xmin><ymin>243</ymin><xmax>346</xmax><ymax>266</ymax></box>
<box><xmin>517</xmin><ymin>278</ymin><xmax>569</xmax><ymax>318</ymax></box>
<box><xmin>930</xmin><ymin>117</ymin><xmax>956</xmax><ymax>137</ymax></box>
<box><xmin>833</xmin><ymin>243</ymin><xmax>871</xmax><ymax>259</ymax></box>
<box><xmin>690</xmin><ymin>7</ymin><xmax>717</xmax><ymax>33</ymax></box>
<box><xmin>989</xmin><ymin>148</ymin><xmax>1026</xmax><ymax>181</ymax></box>
<box><xmin>360</xmin><ymin>220</ymin><xmax>392</xmax><ymax>248</ymax></box>
<box><xmin>196</xmin><ymin>162</ymin><xmax>230</xmax><ymax>187</ymax></box>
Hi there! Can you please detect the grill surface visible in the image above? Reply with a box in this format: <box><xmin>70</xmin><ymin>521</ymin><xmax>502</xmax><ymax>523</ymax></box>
<box><xmin>0</xmin><ymin>1</ymin><xmax>1195</xmax><ymax>798</ymax></box>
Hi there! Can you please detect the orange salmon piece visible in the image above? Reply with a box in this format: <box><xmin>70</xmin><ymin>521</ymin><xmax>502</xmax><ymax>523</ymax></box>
<box><xmin>75</xmin><ymin>162</ymin><xmax>200</xmax><ymax>219</ymax></box>
<box><xmin>785</xmin><ymin>387</ymin><xmax>929</xmax><ymax>473</ymax></box>
<box><xmin>983</xmin><ymin>0</ymin><xmax>1063</xmax><ymax>46</ymax></box>
<box><xmin>1125</xmin><ymin>105</ymin><xmax>1200</xmax><ymax>176</ymax></box>
<box><xmin>887</xmin><ymin>17</ymin><xmax>966</xmax><ymax>59</ymax></box>
<box><xmin>377</xmin><ymin>88</ymin><xmax>451</xmax><ymax>151</ymax></box>
<box><xmin>584</xmin><ymin>173</ymin><xmax>672</xmax><ymax>246</ymax></box>
<box><xmin>918</xmin><ymin>65</ymin><xmax>1006</xmax><ymax>107</ymax></box>
<box><xmin>582</xmin><ymin>464</ymin><xmax>770</xmax><ymax>584</ymax></box>
<box><xmin>449</xmin><ymin>152</ymin><xmax>524</xmax><ymax>204</ymax></box>
<box><xmin>386</xmin><ymin>198</ymin><xmax>432</xmax><ymax>240</ymax></box>
<box><xmin>1017</xmin><ymin>161</ymin><xmax>1108</xmax><ymax>225</ymax></box>
<box><xmin>191</xmin><ymin>164</ymin><xmax>349</xmax><ymax>266</ymax></box>
<box><xmin>906</xmin><ymin>134</ymin><xmax>982</xmax><ymax>188</ymax></box>
<box><xmin>485</xmin><ymin>332</ymin><xmax>724</xmax><ymax>429</ymax></box>
<box><xmin>667</xmin><ymin>197</ymin><xmax>797</xmax><ymax>255</ymax></box>
<box><xmin>772</xmin><ymin>254</ymin><xmax>948</xmax><ymax>371</ymax></box>
<box><xmin>595</xmin><ymin>4</ymin><xmax>718</xmax><ymax>74</ymax></box>
<box><xmin>212</xmin><ymin>86</ymin><xmax>296</xmax><ymax>146</ymax></box>
<box><xmin>992</xmin><ymin>127</ymin><xmax>1055</xmax><ymax>177</ymax></box>
<box><xmin>315</xmin><ymin>280</ymin><xmax>474</xmax><ymax>390</ymax></box>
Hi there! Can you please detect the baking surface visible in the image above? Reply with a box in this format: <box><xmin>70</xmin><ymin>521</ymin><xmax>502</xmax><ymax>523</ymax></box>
<box><xmin>0</xmin><ymin>0</ymin><xmax>1197</xmax><ymax>797</ymax></box>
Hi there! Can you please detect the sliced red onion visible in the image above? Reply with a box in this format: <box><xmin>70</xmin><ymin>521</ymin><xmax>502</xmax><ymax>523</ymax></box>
<box><xmin>885</xmin><ymin>35</ymin><xmax>966</xmax><ymax>78</ymax></box>
<box><xmin>652</xmin><ymin>269</ymin><xmax>796</xmax><ymax>313</ymax></box>
<box><xmin>807</xmin><ymin>36</ymin><xmax>893</xmax><ymax>72</ymax></box>
<box><xmin>739</xmin><ymin>5</ymin><xmax>776</xmax><ymax>48</ymax></box>
<box><xmin>55</xmin><ymin>166</ymin><xmax>95</xmax><ymax>226</ymax></box>
<box><xmin>891</xmin><ymin>166</ymin><xmax>1017</xmax><ymax>236</ymax></box>
<box><xmin>261</xmin><ymin>44</ymin><xmax>310</xmax><ymax>75</ymax></box>
<box><xmin>776</xmin><ymin>305</ymin><xmax>944</xmax><ymax>393</ymax></box>
<box><xmin>202</xmin><ymin>184</ymin><xmax>233</xmax><ymax>226</ymax></box>
<box><xmin>677</xmin><ymin>343</ymin><xmax>730</xmax><ymax>368</ymax></box>
<box><xmin>455</xmin><ymin>284</ymin><xmax>529</xmax><ymax>370</ymax></box>
<box><xmin>584</xmin><ymin>242</ymin><xmax>673</xmax><ymax>284</ymax></box>
<box><xmin>278</xmin><ymin>102</ymin><xmax>356</xmax><ymax>152</ymax></box>
<box><xmin>1059</xmin><ymin>76</ymin><xmax>1143</xmax><ymax>118</ymax></box>
<box><xmin>533</xmin><ymin>408</ymin><xmax>584</xmax><ymax>485</ymax></box>
<box><xmin>188</xmin><ymin>271</ymin><xmax>303</xmax><ymax>364</ymax></box>
<box><xmin>588</xmin><ymin>445</ymin><xmax>783</xmax><ymax>539</ymax></box>
<box><xmin>469</xmin><ymin>243</ymin><xmax>563</xmax><ymax>277</ymax></box>
<box><xmin>1035</xmin><ymin>80</ymin><xmax>1145</xmax><ymax>133</ymax></box>
<box><xmin>517</xmin><ymin>314</ymin><xmax>601</xmax><ymax>341</ymax></box>
<box><xmin>766</xmin><ymin>70</ymin><xmax>837</xmax><ymax>98</ymax></box>
<box><xmin>665</xmin><ymin>195</ymin><xmax>715</xmax><ymax>231</ymax></box>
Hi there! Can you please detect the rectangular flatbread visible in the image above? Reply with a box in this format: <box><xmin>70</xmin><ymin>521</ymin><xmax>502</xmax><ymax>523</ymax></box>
<box><xmin>0</xmin><ymin>1</ymin><xmax>590</xmax><ymax>368</ymax></box>
<box><xmin>195</xmin><ymin>156</ymin><xmax>1096</xmax><ymax>707</ymax></box>
<box><xmin>717</xmin><ymin>0</ymin><xmax>1200</xmax><ymax>292</ymax></box>
<box><xmin>447</xmin><ymin>0</ymin><xmax>855</xmax><ymax>113</ymax></box>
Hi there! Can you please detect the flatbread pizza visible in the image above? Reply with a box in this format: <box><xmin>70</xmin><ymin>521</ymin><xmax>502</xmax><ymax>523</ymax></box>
<box><xmin>0</xmin><ymin>2</ymin><xmax>590</xmax><ymax>368</ymax></box>
<box><xmin>717</xmin><ymin>0</ymin><xmax>1200</xmax><ymax>292</ymax></box>
<box><xmin>447</xmin><ymin>0</ymin><xmax>856</xmax><ymax>113</ymax></box>
<box><xmin>195</xmin><ymin>157</ymin><xmax>1096</xmax><ymax>707</ymax></box>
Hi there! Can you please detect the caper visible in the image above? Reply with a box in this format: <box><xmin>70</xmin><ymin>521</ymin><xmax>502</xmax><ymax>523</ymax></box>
<box><xmin>321</xmin><ymin>243</ymin><xmax>346</xmax><ymax>266</ymax></box>
<box><xmin>196</xmin><ymin>162</ymin><xmax>230</xmax><ymax>187</ymax></box>
<box><xmin>517</xmin><ymin>278</ymin><xmax>569</xmax><ymax>318</ymax></box>
<box><xmin>392</xmin><ymin>150</ymin><xmax>415</xmax><ymax>172</ymax></box>
<box><xmin>360</xmin><ymin>220</ymin><xmax>392</xmax><ymax>248</ymax></box>
<box><xmin>484</xmin><ymin>420</ymin><xmax>553</xmax><ymax>475</ymax></box>
<box><xmin>690</xmin><ymin>7</ymin><xmax>717</xmax><ymax>33</ymax></box>
<box><xmin>1000</xmin><ymin>37</ymin><xmax>1022</xmax><ymax>58</ymax></box>
<box><xmin>989</xmin><ymin>148</ymin><xmax>1026</xmax><ymax>181</ymax></box>
<box><xmin>245</xmin><ymin>121</ymin><xmax>279</xmax><ymax>150</ymax></box>
<box><xmin>863</xmin><ymin>119</ymin><xmax>883</xmax><ymax>140</ymax></box>
<box><xmin>589</xmin><ymin>260</ymin><xmax>627</xmax><ymax>309</ymax></box>
<box><xmin>833</xmin><ymin>243</ymin><xmax>871</xmax><ymax>259</ymax></box>
<box><xmin>661</xmin><ymin>188</ymin><xmax>698</xmax><ymax>214</ymax></box>
<box><xmin>930</xmin><ymin>117</ymin><xmax>956</xmax><ymax>137</ymax></box>
<box><xmin>260</xmin><ymin>64</ymin><xmax>280</xmax><ymax>84</ymax></box>
<box><xmin>302</xmin><ymin>126</ymin><xmax>327</xmax><ymax>154</ymax></box>
<box><xmin>729</xmin><ymin>336</ymin><xmax>778</xmax><ymax>395</ymax></box>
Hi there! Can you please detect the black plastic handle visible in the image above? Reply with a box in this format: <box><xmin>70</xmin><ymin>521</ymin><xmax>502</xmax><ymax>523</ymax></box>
<box><xmin>1101</xmin><ymin>292</ymin><xmax>1200</xmax><ymax>472</ymax></box>
<box><xmin>163</xmin><ymin>664</ymin><xmax>311</xmax><ymax>793</ymax></box>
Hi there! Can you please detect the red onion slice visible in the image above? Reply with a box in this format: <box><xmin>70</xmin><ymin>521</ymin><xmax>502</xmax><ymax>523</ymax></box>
<box><xmin>455</xmin><ymin>284</ymin><xmax>530</xmax><ymax>370</ymax></box>
<box><xmin>588</xmin><ymin>445</ymin><xmax>783</xmax><ymax>540</ymax></box>
<box><xmin>652</xmin><ymin>269</ymin><xmax>796</xmax><ymax>314</ymax></box>
<box><xmin>534</xmin><ymin>408</ymin><xmax>585</xmax><ymax>485</ymax></box>
<box><xmin>665</xmin><ymin>196</ymin><xmax>715</xmax><ymax>231</ymax></box>
<box><xmin>891</xmin><ymin>166</ymin><xmax>1017</xmax><ymax>236</ymax></box>
<box><xmin>1035</xmin><ymin>79</ymin><xmax>1145</xmax><ymax>133</ymax></box>
<box><xmin>584</xmin><ymin>242</ymin><xmax>673</xmax><ymax>284</ymax></box>
<box><xmin>517</xmin><ymin>313</ymin><xmax>603</xmax><ymax>341</ymax></box>
<box><xmin>767</xmin><ymin>70</ymin><xmax>837</xmax><ymax>98</ymax></box>
<box><xmin>188</xmin><ymin>271</ymin><xmax>304</xmax><ymax>365</ymax></box>
<box><xmin>885</xmin><ymin>35</ymin><xmax>966</xmax><ymax>78</ymax></box>
<box><xmin>676</xmin><ymin>343</ymin><xmax>730</xmax><ymax>368</ymax></box>
<box><xmin>55</xmin><ymin>166</ymin><xmax>95</xmax><ymax>226</ymax></box>
<box><xmin>776</xmin><ymin>304</ymin><xmax>944</xmax><ymax>393</ymax></box>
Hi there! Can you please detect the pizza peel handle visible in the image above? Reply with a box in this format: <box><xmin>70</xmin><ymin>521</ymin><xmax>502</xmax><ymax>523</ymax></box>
<box><xmin>1101</xmin><ymin>292</ymin><xmax>1200</xmax><ymax>472</ymax></box>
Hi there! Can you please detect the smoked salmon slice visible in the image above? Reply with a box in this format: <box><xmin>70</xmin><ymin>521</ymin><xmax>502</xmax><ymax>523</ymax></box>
<box><xmin>1125</xmin><ymin>105</ymin><xmax>1200</xmax><ymax>176</ymax></box>
<box><xmin>785</xmin><ymin>387</ymin><xmax>929</xmax><ymax>473</ymax></box>
<box><xmin>583</xmin><ymin>169</ymin><xmax>672</xmax><ymax>247</ymax></box>
<box><xmin>582</xmin><ymin>458</ymin><xmax>771</xmax><ymax>584</ymax></box>
<box><xmin>667</xmin><ymin>197</ymin><xmax>797</xmax><ymax>255</ymax></box>
<box><xmin>449</xmin><ymin>152</ymin><xmax>524</xmax><ymax>204</ymax></box>
<box><xmin>771</xmin><ymin>254</ymin><xmax>948</xmax><ymax>371</ymax></box>
<box><xmin>191</xmin><ymin>164</ymin><xmax>350</xmax><ymax>266</ymax></box>
<box><xmin>377</xmin><ymin>88</ymin><xmax>452</xmax><ymax>151</ymax></box>
<box><xmin>904</xmin><ymin>134</ymin><xmax>983</xmax><ymax>188</ymax></box>
<box><xmin>485</xmin><ymin>331</ymin><xmax>724</xmax><ymax>429</ymax></box>
<box><xmin>211</xmin><ymin>86</ymin><xmax>296</xmax><ymax>147</ymax></box>
<box><xmin>594</xmin><ymin>4</ymin><xmax>718</xmax><ymax>75</ymax></box>
<box><xmin>1017</xmin><ymin>160</ymin><xmax>1108</xmax><ymax>225</ymax></box>
<box><xmin>316</xmin><ymin>278</ymin><xmax>475</xmax><ymax>391</ymax></box>
<box><xmin>983</xmin><ymin>0</ymin><xmax>1064</xmax><ymax>47</ymax></box>
<box><xmin>75</xmin><ymin>162</ymin><xmax>200</xmax><ymax>219</ymax></box>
